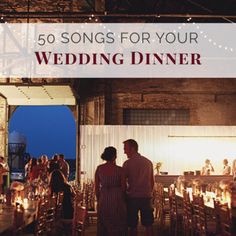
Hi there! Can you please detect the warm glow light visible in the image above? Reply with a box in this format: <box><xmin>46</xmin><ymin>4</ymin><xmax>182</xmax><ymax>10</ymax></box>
<box><xmin>15</xmin><ymin>197</ymin><xmax>23</xmax><ymax>206</ymax></box>
<box><xmin>81</xmin><ymin>126</ymin><xmax>236</xmax><ymax>178</ymax></box>
<box><xmin>23</xmin><ymin>198</ymin><xmax>29</xmax><ymax>209</ymax></box>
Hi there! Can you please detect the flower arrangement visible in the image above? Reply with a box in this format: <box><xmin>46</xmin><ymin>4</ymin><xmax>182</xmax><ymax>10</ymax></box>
<box><xmin>10</xmin><ymin>181</ymin><xmax>24</xmax><ymax>191</ymax></box>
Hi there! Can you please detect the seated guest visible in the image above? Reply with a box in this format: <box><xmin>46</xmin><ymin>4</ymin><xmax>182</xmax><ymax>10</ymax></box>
<box><xmin>49</xmin><ymin>154</ymin><xmax>60</xmax><ymax>174</ymax></box>
<box><xmin>0</xmin><ymin>156</ymin><xmax>9</xmax><ymax>193</ymax></box>
<box><xmin>39</xmin><ymin>155</ymin><xmax>49</xmax><ymax>183</ymax></box>
<box><xmin>232</xmin><ymin>159</ymin><xmax>236</xmax><ymax>180</ymax></box>
<box><xmin>49</xmin><ymin>169</ymin><xmax>75</xmax><ymax>219</ymax></box>
<box><xmin>0</xmin><ymin>163</ymin><xmax>8</xmax><ymax>194</ymax></box>
<box><xmin>24</xmin><ymin>157</ymin><xmax>32</xmax><ymax>181</ymax></box>
<box><xmin>29</xmin><ymin>158</ymin><xmax>40</xmax><ymax>182</ymax></box>
<box><xmin>222</xmin><ymin>158</ymin><xmax>231</xmax><ymax>175</ymax></box>
<box><xmin>201</xmin><ymin>159</ymin><xmax>214</xmax><ymax>175</ymax></box>
<box><xmin>58</xmin><ymin>154</ymin><xmax>70</xmax><ymax>180</ymax></box>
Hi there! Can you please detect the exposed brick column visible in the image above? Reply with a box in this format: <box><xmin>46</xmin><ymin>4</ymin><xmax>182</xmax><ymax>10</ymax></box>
<box><xmin>0</xmin><ymin>95</ymin><xmax>7</xmax><ymax>159</ymax></box>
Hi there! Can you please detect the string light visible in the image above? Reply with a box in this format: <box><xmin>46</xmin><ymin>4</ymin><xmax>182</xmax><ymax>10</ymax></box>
<box><xmin>181</xmin><ymin>19</ymin><xmax>234</xmax><ymax>52</ymax></box>
<box><xmin>0</xmin><ymin>16</ymin><xmax>7</xmax><ymax>23</ymax></box>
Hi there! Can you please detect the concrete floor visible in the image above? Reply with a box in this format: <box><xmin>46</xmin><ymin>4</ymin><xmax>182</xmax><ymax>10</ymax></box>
<box><xmin>85</xmin><ymin>218</ymin><xmax>169</xmax><ymax>236</ymax></box>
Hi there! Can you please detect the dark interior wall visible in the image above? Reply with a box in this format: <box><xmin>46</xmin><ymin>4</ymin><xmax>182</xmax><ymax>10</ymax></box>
<box><xmin>79</xmin><ymin>78</ymin><xmax>236</xmax><ymax>125</ymax></box>
<box><xmin>0</xmin><ymin>0</ymin><xmax>83</xmax><ymax>12</ymax></box>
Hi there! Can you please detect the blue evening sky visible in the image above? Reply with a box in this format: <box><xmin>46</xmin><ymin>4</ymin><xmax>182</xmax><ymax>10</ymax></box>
<box><xmin>9</xmin><ymin>106</ymin><xmax>76</xmax><ymax>159</ymax></box>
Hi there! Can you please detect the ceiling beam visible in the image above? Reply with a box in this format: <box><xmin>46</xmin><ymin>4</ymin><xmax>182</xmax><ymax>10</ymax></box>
<box><xmin>1</xmin><ymin>11</ymin><xmax>236</xmax><ymax>19</ymax></box>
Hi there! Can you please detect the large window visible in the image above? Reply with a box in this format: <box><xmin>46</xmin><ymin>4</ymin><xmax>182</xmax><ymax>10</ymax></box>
<box><xmin>123</xmin><ymin>109</ymin><xmax>190</xmax><ymax>125</ymax></box>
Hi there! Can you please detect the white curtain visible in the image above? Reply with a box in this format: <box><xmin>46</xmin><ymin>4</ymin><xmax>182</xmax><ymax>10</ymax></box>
<box><xmin>80</xmin><ymin>125</ymin><xmax>236</xmax><ymax>179</ymax></box>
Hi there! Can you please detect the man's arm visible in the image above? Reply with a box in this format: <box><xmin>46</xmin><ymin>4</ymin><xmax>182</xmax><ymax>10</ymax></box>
<box><xmin>120</xmin><ymin>168</ymin><xmax>127</xmax><ymax>193</ymax></box>
<box><xmin>95</xmin><ymin>167</ymin><xmax>100</xmax><ymax>200</ymax></box>
<box><xmin>122</xmin><ymin>161</ymin><xmax>128</xmax><ymax>177</ymax></box>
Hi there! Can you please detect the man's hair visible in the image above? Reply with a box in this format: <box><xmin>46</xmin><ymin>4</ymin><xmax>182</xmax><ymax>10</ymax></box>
<box><xmin>123</xmin><ymin>139</ymin><xmax>138</xmax><ymax>152</ymax></box>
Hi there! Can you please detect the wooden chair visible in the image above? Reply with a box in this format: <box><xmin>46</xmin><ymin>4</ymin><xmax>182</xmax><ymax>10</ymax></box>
<box><xmin>192</xmin><ymin>194</ymin><xmax>216</xmax><ymax>236</ymax></box>
<box><xmin>56</xmin><ymin>191</ymin><xmax>84</xmax><ymax>236</ymax></box>
<box><xmin>183</xmin><ymin>190</ymin><xmax>194</xmax><ymax>236</ymax></box>
<box><xmin>192</xmin><ymin>194</ymin><xmax>207</xmax><ymax>235</ymax></box>
<box><xmin>56</xmin><ymin>192</ymin><xmax>64</xmax><ymax>220</ymax></box>
<box><xmin>154</xmin><ymin>183</ymin><xmax>170</xmax><ymax>230</ymax></box>
<box><xmin>219</xmin><ymin>204</ymin><xmax>232</xmax><ymax>236</ymax></box>
<box><xmin>12</xmin><ymin>205</ymin><xmax>25</xmax><ymax>236</ymax></box>
<box><xmin>72</xmin><ymin>206</ymin><xmax>87</xmax><ymax>236</ymax></box>
<box><xmin>169</xmin><ymin>188</ymin><xmax>183</xmax><ymax>236</ymax></box>
<box><xmin>35</xmin><ymin>200</ymin><xmax>47</xmax><ymax>236</ymax></box>
<box><xmin>45</xmin><ymin>194</ymin><xmax>57</xmax><ymax>234</ymax></box>
<box><xmin>213</xmin><ymin>199</ymin><xmax>223</xmax><ymax>235</ymax></box>
<box><xmin>81</xmin><ymin>181</ymin><xmax>97</xmax><ymax>225</ymax></box>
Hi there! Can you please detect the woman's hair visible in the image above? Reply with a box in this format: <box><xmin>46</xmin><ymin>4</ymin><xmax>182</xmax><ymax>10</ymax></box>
<box><xmin>223</xmin><ymin>158</ymin><xmax>228</xmax><ymax>165</ymax></box>
<box><xmin>101</xmin><ymin>146</ymin><xmax>117</xmax><ymax>161</ymax></box>
<box><xmin>30</xmin><ymin>158</ymin><xmax>37</xmax><ymax>172</ymax></box>
<box><xmin>52</xmin><ymin>154</ymin><xmax>58</xmax><ymax>161</ymax></box>
<box><xmin>41</xmin><ymin>155</ymin><xmax>48</xmax><ymax>162</ymax></box>
<box><xmin>49</xmin><ymin>169</ymin><xmax>67</xmax><ymax>193</ymax></box>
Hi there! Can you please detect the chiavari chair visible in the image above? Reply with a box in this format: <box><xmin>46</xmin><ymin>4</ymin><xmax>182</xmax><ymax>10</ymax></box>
<box><xmin>192</xmin><ymin>194</ymin><xmax>207</xmax><ymax>235</ymax></box>
<box><xmin>219</xmin><ymin>204</ymin><xmax>232</xmax><ymax>236</ymax></box>
<box><xmin>45</xmin><ymin>194</ymin><xmax>57</xmax><ymax>234</ymax></box>
<box><xmin>72</xmin><ymin>205</ymin><xmax>87</xmax><ymax>236</ymax></box>
<box><xmin>192</xmin><ymin>194</ymin><xmax>216</xmax><ymax>236</ymax></box>
<box><xmin>34</xmin><ymin>199</ymin><xmax>47</xmax><ymax>236</ymax></box>
<box><xmin>55</xmin><ymin>190</ymin><xmax>83</xmax><ymax>235</ymax></box>
<box><xmin>82</xmin><ymin>180</ymin><xmax>97</xmax><ymax>225</ymax></box>
<box><xmin>169</xmin><ymin>187</ymin><xmax>184</xmax><ymax>236</ymax></box>
<box><xmin>12</xmin><ymin>204</ymin><xmax>25</xmax><ymax>236</ymax></box>
<box><xmin>183</xmin><ymin>190</ymin><xmax>194</xmax><ymax>236</ymax></box>
<box><xmin>154</xmin><ymin>183</ymin><xmax>170</xmax><ymax>230</ymax></box>
<box><xmin>55</xmin><ymin>192</ymin><xmax>64</xmax><ymax>220</ymax></box>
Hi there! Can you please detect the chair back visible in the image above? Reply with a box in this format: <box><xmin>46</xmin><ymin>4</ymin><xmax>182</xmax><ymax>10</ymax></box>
<box><xmin>183</xmin><ymin>190</ymin><xmax>193</xmax><ymax>231</ymax></box>
<box><xmin>192</xmin><ymin>194</ymin><xmax>207</xmax><ymax>235</ymax></box>
<box><xmin>35</xmin><ymin>199</ymin><xmax>47</xmax><ymax>236</ymax></box>
<box><xmin>45</xmin><ymin>194</ymin><xmax>57</xmax><ymax>233</ymax></box>
<box><xmin>72</xmin><ymin>205</ymin><xmax>87</xmax><ymax>236</ymax></box>
<box><xmin>219</xmin><ymin>205</ymin><xmax>231</xmax><ymax>236</ymax></box>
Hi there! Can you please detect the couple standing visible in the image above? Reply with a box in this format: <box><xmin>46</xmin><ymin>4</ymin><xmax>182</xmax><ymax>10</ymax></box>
<box><xmin>95</xmin><ymin>139</ymin><xmax>154</xmax><ymax>236</ymax></box>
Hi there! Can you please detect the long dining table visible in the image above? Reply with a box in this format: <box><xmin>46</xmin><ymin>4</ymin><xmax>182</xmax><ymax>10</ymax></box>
<box><xmin>0</xmin><ymin>200</ymin><xmax>38</xmax><ymax>235</ymax></box>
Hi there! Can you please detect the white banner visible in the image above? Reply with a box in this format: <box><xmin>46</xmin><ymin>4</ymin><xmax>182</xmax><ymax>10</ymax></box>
<box><xmin>0</xmin><ymin>23</ymin><xmax>235</xmax><ymax>78</ymax></box>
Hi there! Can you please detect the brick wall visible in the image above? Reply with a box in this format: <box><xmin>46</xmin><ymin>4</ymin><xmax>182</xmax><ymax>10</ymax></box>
<box><xmin>80</xmin><ymin>78</ymin><xmax>236</xmax><ymax>125</ymax></box>
<box><xmin>0</xmin><ymin>0</ymin><xmax>88</xmax><ymax>13</ymax></box>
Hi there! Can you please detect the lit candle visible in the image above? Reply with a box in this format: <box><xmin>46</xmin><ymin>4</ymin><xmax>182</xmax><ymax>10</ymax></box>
<box><xmin>15</xmin><ymin>196</ymin><xmax>22</xmax><ymax>205</ymax></box>
<box><xmin>23</xmin><ymin>198</ymin><xmax>29</xmax><ymax>209</ymax></box>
